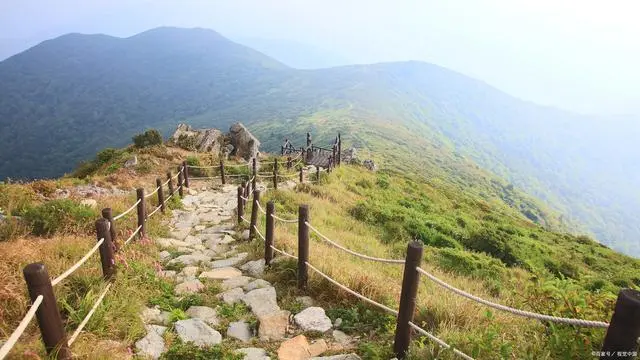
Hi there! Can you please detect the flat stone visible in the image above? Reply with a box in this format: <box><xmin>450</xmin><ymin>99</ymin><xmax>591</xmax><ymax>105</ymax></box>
<box><xmin>258</xmin><ymin>310</ymin><xmax>290</xmax><ymax>340</ymax></box>
<box><xmin>242</xmin><ymin>287</ymin><xmax>280</xmax><ymax>317</ymax></box>
<box><xmin>156</xmin><ymin>238</ymin><xmax>190</xmax><ymax>248</ymax></box>
<box><xmin>277</xmin><ymin>335</ymin><xmax>327</xmax><ymax>360</ymax></box>
<box><xmin>308</xmin><ymin>340</ymin><xmax>328</xmax><ymax>357</ymax></box>
<box><xmin>240</xmin><ymin>259</ymin><xmax>265</xmax><ymax>277</ymax></box>
<box><xmin>294</xmin><ymin>307</ymin><xmax>332</xmax><ymax>333</ymax></box>
<box><xmin>221</xmin><ymin>276</ymin><xmax>253</xmax><ymax>290</ymax></box>
<box><xmin>174</xmin><ymin>318</ymin><xmax>222</xmax><ymax>347</ymax></box>
<box><xmin>333</xmin><ymin>318</ymin><xmax>342</xmax><ymax>328</ymax></box>
<box><xmin>311</xmin><ymin>355</ymin><xmax>361</xmax><ymax>360</ymax></box>
<box><xmin>194</xmin><ymin>225</ymin><xmax>206</xmax><ymax>231</ymax></box>
<box><xmin>168</xmin><ymin>253</ymin><xmax>210</xmax><ymax>266</ymax></box>
<box><xmin>332</xmin><ymin>330</ymin><xmax>352</xmax><ymax>347</ymax></box>
<box><xmin>159</xmin><ymin>250</ymin><xmax>172</xmax><ymax>262</ymax></box>
<box><xmin>158</xmin><ymin>270</ymin><xmax>176</xmax><ymax>280</ymax></box>
<box><xmin>199</xmin><ymin>212</ymin><xmax>224</xmax><ymax>223</ymax></box>
<box><xmin>175</xmin><ymin>279</ymin><xmax>204</xmax><ymax>295</ymax></box>
<box><xmin>219</xmin><ymin>234</ymin><xmax>236</xmax><ymax>244</ymax></box>
<box><xmin>210</xmin><ymin>252</ymin><xmax>248</xmax><ymax>268</ymax></box>
<box><xmin>241</xmin><ymin>229</ymin><xmax>250</xmax><ymax>240</ymax></box>
<box><xmin>237</xmin><ymin>348</ymin><xmax>270</xmax><ymax>360</ymax></box>
<box><xmin>169</xmin><ymin>228</ymin><xmax>190</xmax><ymax>240</ymax></box>
<box><xmin>135</xmin><ymin>325</ymin><xmax>166</xmax><ymax>359</ymax></box>
<box><xmin>179</xmin><ymin>266</ymin><xmax>199</xmax><ymax>277</ymax></box>
<box><xmin>227</xmin><ymin>321</ymin><xmax>252</xmax><ymax>342</ymax></box>
<box><xmin>244</xmin><ymin>279</ymin><xmax>272</xmax><ymax>292</ymax></box>
<box><xmin>296</xmin><ymin>296</ymin><xmax>315</xmax><ymax>309</ymax></box>
<box><xmin>184</xmin><ymin>235</ymin><xmax>202</xmax><ymax>246</ymax></box>
<box><xmin>176</xmin><ymin>246</ymin><xmax>195</xmax><ymax>254</ymax></box>
<box><xmin>200</xmin><ymin>267</ymin><xmax>242</xmax><ymax>280</ymax></box>
<box><xmin>219</xmin><ymin>287</ymin><xmax>245</xmax><ymax>305</ymax></box>
<box><xmin>140</xmin><ymin>307</ymin><xmax>170</xmax><ymax>326</ymax></box>
<box><xmin>186</xmin><ymin>306</ymin><xmax>220</xmax><ymax>327</ymax></box>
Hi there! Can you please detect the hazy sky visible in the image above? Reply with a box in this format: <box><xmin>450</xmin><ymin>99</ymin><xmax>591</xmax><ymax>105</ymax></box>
<box><xmin>1</xmin><ymin>0</ymin><xmax>638</xmax><ymax>115</ymax></box>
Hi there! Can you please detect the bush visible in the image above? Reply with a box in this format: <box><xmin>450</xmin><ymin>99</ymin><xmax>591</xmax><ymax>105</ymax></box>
<box><xmin>186</xmin><ymin>156</ymin><xmax>206</xmax><ymax>177</ymax></box>
<box><xmin>463</xmin><ymin>228</ymin><xmax>519</xmax><ymax>266</ymax></box>
<box><xmin>133</xmin><ymin>129</ymin><xmax>163</xmax><ymax>148</ymax></box>
<box><xmin>436</xmin><ymin>248</ymin><xmax>506</xmax><ymax>279</ymax></box>
<box><xmin>23</xmin><ymin>199</ymin><xmax>98</xmax><ymax>236</ymax></box>
<box><xmin>29</xmin><ymin>180</ymin><xmax>57</xmax><ymax>197</ymax></box>
<box><xmin>73</xmin><ymin>161</ymin><xmax>98</xmax><ymax>179</ymax></box>
<box><xmin>96</xmin><ymin>148</ymin><xmax>120</xmax><ymax>165</ymax></box>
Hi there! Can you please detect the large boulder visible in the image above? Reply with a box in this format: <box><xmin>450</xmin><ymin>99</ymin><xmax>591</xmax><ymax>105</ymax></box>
<box><xmin>229</xmin><ymin>123</ymin><xmax>260</xmax><ymax>161</ymax></box>
<box><xmin>171</xmin><ymin>124</ymin><xmax>224</xmax><ymax>153</ymax></box>
<box><xmin>342</xmin><ymin>147</ymin><xmax>359</xmax><ymax>164</ymax></box>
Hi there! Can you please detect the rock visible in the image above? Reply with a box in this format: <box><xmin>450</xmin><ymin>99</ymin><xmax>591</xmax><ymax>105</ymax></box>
<box><xmin>221</xmin><ymin>276</ymin><xmax>253</xmax><ymax>290</ymax></box>
<box><xmin>171</xmin><ymin>124</ymin><xmax>224</xmax><ymax>153</ymax></box>
<box><xmin>186</xmin><ymin>306</ymin><xmax>220</xmax><ymax>327</ymax></box>
<box><xmin>174</xmin><ymin>318</ymin><xmax>222</xmax><ymax>347</ymax></box>
<box><xmin>80</xmin><ymin>199</ymin><xmax>97</xmax><ymax>209</ymax></box>
<box><xmin>242</xmin><ymin>287</ymin><xmax>280</xmax><ymax>317</ymax></box>
<box><xmin>168</xmin><ymin>253</ymin><xmax>210</xmax><ymax>266</ymax></box>
<box><xmin>294</xmin><ymin>307</ymin><xmax>332</xmax><ymax>333</ymax></box>
<box><xmin>241</xmin><ymin>230</ymin><xmax>250</xmax><ymax>240</ymax></box>
<box><xmin>199</xmin><ymin>267</ymin><xmax>242</xmax><ymax>280</ymax></box>
<box><xmin>258</xmin><ymin>310</ymin><xmax>290</xmax><ymax>340</ymax></box>
<box><xmin>333</xmin><ymin>318</ymin><xmax>343</xmax><ymax>328</ymax></box>
<box><xmin>229</xmin><ymin>123</ymin><xmax>260</xmax><ymax>161</ymax></box>
<box><xmin>311</xmin><ymin>355</ymin><xmax>361</xmax><ymax>360</ymax></box>
<box><xmin>124</xmin><ymin>156</ymin><xmax>138</xmax><ymax>168</ymax></box>
<box><xmin>158</xmin><ymin>270</ymin><xmax>176</xmax><ymax>280</ymax></box>
<box><xmin>140</xmin><ymin>307</ymin><xmax>170</xmax><ymax>326</ymax></box>
<box><xmin>362</xmin><ymin>159</ymin><xmax>377</xmax><ymax>171</ymax></box>
<box><xmin>332</xmin><ymin>330</ymin><xmax>352</xmax><ymax>346</ymax></box>
<box><xmin>219</xmin><ymin>287</ymin><xmax>245</xmax><ymax>305</ymax></box>
<box><xmin>244</xmin><ymin>279</ymin><xmax>271</xmax><ymax>292</ymax></box>
<box><xmin>296</xmin><ymin>296</ymin><xmax>315</xmax><ymax>309</ymax></box>
<box><xmin>240</xmin><ymin>259</ymin><xmax>265</xmax><ymax>277</ymax></box>
<box><xmin>227</xmin><ymin>321</ymin><xmax>252</xmax><ymax>342</ymax></box>
<box><xmin>188</xmin><ymin>188</ymin><xmax>198</xmax><ymax>196</ymax></box>
<box><xmin>183</xmin><ymin>235</ymin><xmax>202</xmax><ymax>246</ymax></box>
<box><xmin>135</xmin><ymin>325</ymin><xmax>166</xmax><ymax>359</ymax></box>
<box><xmin>210</xmin><ymin>252</ymin><xmax>248</xmax><ymax>268</ymax></box>
<box><xmin>175</xmin><ymin>279</ymin><xmax>204</xmax><ymax>295</ymax></box>
<box><xmin>223</xmin><ymin>144</ymin><xmax>235</xmax><ymax>160</ymax></box>
<box><xmin>237</xmin><ymin>348</ymin><xmax>270</xmax><ymax>360</ymax></box>
<box><xmin>169</xmin><ymin>228</ymin><xmax>190</xmax><ymax>241</ymax></box>
<box><xmin>179</xmin><ymin>266</ymin><xmax>199</xmax><ymax>277</ymax></box>
<box><xmin>159</xmin><ymin>251</ymin><xmax>172</xmax><ymax>262</ymax></box>
<box><xmin>194</xmin><ymin>225</ymin><xmax>206</xmax><ymax>231</ymax></box>
<box><xmin>342</xmin><ymin>147</ymin><xmax>358</xmax><ymax>165</ymax></box>
<box><xmin>219</xmin><ymin>234</ymin><xmax>236</xmax><ymax>244</ymax></box>
<box><xmin>156</xmin><ymin>238</ymin><xmax>190</xmax><ymax>248</ymax></box>
<box><xmin>277</xmin><ymin>335</ymin><xmax>327</xmax><ymax>359</ymax></box>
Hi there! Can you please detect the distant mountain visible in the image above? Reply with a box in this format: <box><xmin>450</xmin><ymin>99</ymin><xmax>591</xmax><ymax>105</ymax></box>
<box><xmin>0</xmin><ymin>26</ymin><xmax>639</xmax><ymax>256</ymax></box>
<box><xmin>232</xmin><ymin>37</ymin><xmax>351</xmax><ymax>69</ymax></box>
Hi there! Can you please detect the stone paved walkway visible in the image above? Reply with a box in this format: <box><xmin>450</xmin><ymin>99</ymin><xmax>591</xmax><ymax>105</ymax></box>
<box><xmin>134</xmin><ymin>181</ymin><xmax>362</xmax><ymax>360</ymax></box>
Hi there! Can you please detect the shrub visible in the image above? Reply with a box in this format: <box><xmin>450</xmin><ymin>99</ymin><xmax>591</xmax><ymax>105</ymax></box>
<box><xmin>161</xmin><ymin>341</ymin><xmax>242</xmax><ymax>360</ymax></box>
<box><xmin>463</xmin><ymin>228</ymin><xmax>519</xmax><ymax>266</ymax></box>
<box><xmin>96</xmin><ymin>148</ymin><xmax>120</xmax><ymax>165</ymax></box>
<box><xmin>376</xmin><ymin>174</ymin><xmax>390</xmax><ymax>189</ymax></box>
<box><xmin>29</xmin><ymin>180</ymin><xmax>57</xmax><ymax>197</ymax></box>
<box><xmin>186</xmin><ymin>156</ymin><xmax>206</xmax><ymax>177</ymax></box>
<box><xmin>73</xmin><ymin>161</ymin><xmax>98</xmax><ymax>179</ymax></box>
<box><xmin>133</xmin><ymin>129</ymin><xmax>163</xmax><ymax>148</ymax></box>
<box><xmin>435</xmin><ymin>248</ymin><xmax>505</xmax><ymax>279</ymax></box>
<box><xmin>22</xmin><ymin>199</ymin><xmax>98</xmax><ymax>236</ymax></box>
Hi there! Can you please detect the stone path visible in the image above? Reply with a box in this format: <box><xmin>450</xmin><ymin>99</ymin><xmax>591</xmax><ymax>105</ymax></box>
<box><xmin>134</xmin><ymin>181</ymin><xmax>361</xmax><ymax>360</ymax></box>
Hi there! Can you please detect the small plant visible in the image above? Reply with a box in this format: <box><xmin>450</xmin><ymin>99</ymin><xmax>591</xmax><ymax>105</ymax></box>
<box><xmin>22</xmin><ymin>199</ymin><xmax>97</xmax><ymax>236</ymax></box>
<box><xmin>161</xmin><ymin>340</ymin><xmax>243</xmax><ymax>360</ymax></box>
<box><xmin>217</xmin><ymin>303</ymin><xmax>250</xmax><ymax>322</ymax></box>
<box><xmin>168</xmin><ymin>308</ymin><xmax>189</xmax><ymax>323</ymax></box>
<box><xmin>133</xmin><ymin>129</ymin><xmax>163</xmax><ymax>148</ymax></box>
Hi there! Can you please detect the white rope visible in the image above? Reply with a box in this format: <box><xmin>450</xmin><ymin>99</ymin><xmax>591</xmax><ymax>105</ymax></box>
<box><xmin>144</xmin><ymin>186</ymin><xmax>160</xmax><ymax>198</ymax></box>
<box><xmin>172</xmin><ymin>172</ymin><xmax>181</xmax><ymax>180</ymax></box>
<box><xmin>186</xmin><ymin>165</ymin><xmax>217</xmax><ymax>169</ymax></box>
<box><xmin>408</xmin><ymin>322</ymin><xmax>475</xmax><ymax>360</ymax></box>
<box><xmin>305</xmin><ymin>261</ymin><xmax>398</xmax><ymax>316</ymax></box>
<box><xmin>189</xmin><ymin>176</ymin><xmax>216</xmax><ymax>180</ymax></box>
<box><xmin>226</xmin><ymin>174</ymin><xmax>248</xmax><ymax>178</ymax></box>
<box><xmin>162</xmin><ymin>178</ymin><xmax>171</xmax><ymax>187</ymax></box>
<box><xmin>256</xmin><ymin>201</ymin><xmax>266</xmax><ymax>214</ymax></box>
<box><xmin>279</xmin><ymin>172</ymin><xmax>299</xmax><ymax>178</ymax></box>
<box><xmin>415</xmin><ymin>267</ymin><xmax>609</xmax><ymax>328</ymax></box>
<box><xmin>51</xmin><ymin>239</ymin><xmax>105</xmax><ymax>287</ymax></box>
<box><xmin>270</xmin><ymin>245</ymin><xmax>298</xmax><ymax>260</ymax></box>
<box><xmin>0</xmin><ymin>295</ymin><xmax>43</xmax><ymax>360</ymax></box>
<box><xmin>113</xmin><ymin>199</ymin><xmax>141</xmax><ymax>221</ymax></box>
<box><xmin>253</xmin><ymin>225</ymin><xmax>266</xmax><ymax>242</ymax></box>
<box><xmin>241</xmin><ymin>216</ymin><xmax>250</xmax><ymax>224</ymax></box>
<box><xmin>271</xmin><ymin>213</ymin><xmax>298</xmax><ymax>223</ymax></box>
<box><xmin>163</xmin><ymin>193</ymin><xmax>174</xmax><ymax>204</ymax></box>
<box><xmin>67</xmin><ymin>283</ymin><xmax>113</xmax><ymax>346</ymax></box>
<box><xmin>147</xmin><ymin>205</ymin><xmax>162</xmax><ymax>218</ymax></box>
<box><xmin>240</xmin><ymin>196</ymin><xmax>249</xmax><ymax>201</ymax></box>
<box><xmin>305</xmin><ymin>222</ymin><xmax>405</xmax><ymax>264</ymax></box>
<box><xmin>225</xmin><ymin>162</ymin><xmax>250</xmax><ymax>168</ymax></box>
<box><xmin>124</xmin><ymin>225</ymin><xmax>143</xmax><ymax>245</ymax></box>
<box><xmin>256</xmin><ymin>174</ymin><xmax>273</xmax><ymax>178</ymax></box>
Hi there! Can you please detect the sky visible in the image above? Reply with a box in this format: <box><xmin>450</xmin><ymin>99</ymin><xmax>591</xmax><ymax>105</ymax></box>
<box><xmin>0</xmin><ymin>0</ymin><xmax>638</xmax><ymax>115</ymax></box>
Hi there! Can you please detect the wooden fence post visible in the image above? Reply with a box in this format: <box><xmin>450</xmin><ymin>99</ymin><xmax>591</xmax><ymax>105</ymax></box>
<box><xmin>298</xmin><ymin>204</ymin><xmax>309</xmax><ymax>290</ymax></box>
<box><xmin>101</xmin><ymin>208</ymin><xmax>118</xmax><ymax>252</ymax></box>
<box><xmin>249</xmin><ymin>189</ymin><xmax>261</xmax><ymax>240</ymax></box>
<box><xmin>182</xmin><ymin>161</ymin><xmax>190</xmax><ymax>188</ymax></box>
<box><xmin>167</xmin><ymin>172</ymin><xmax>174</xmax><ymax>197</ymax></box>
<box><xmin>287</xmin><ymin>156</ymin><xmax>292</xmax><ymax>170</ymax></box>
<box><xmin>23</xmin><ymin>263</ymin><xmax>71</xmax><ymax>359</ymax></box>
<box><xmin>242</xmin><ymin>181</ymin><xmax>249</xmax><ymax>207</ymax></box>
<box><xmin>337</xmin><ymin>133</ymin><xmax>342</xmax><ymax>166</ymax></box>
<box><xmin>316</xmin><ymin>166</ymin><xmax>320</xmax><ymax>182</ymax></box>
<box><xmin>332</xmin><ymin>145</ymin><xmax>337</xmax><ymax>168</ymax></box>
<box><xmin>220</xmin><ymin>159</ymin><xmax>226</xmax><ymax>185</ymax></box>
<box><xmin>273</xmin><ymin>158</ymin><xmax>278</xmax><ymax>190</ymax></box>
<box><xmin>299</xmin><ymin>167</ymin><xmax>304</xmax><ymax>183</ymax></box>
<box><xmin>265</xmin><ymin>201</ymin><xmax>275</xmax><ymax>266</ymax></box>
<box><xmin>393</xmin><ymin>241</ymin><xmax>424</xmax><ymax>359</ymax></box>
<box><xmin>237</xmin><ymin>186</ymin><xmax>244</xmax><ymax>224</ymax></box>
<box><xmin>307</xmin><ymin>132</ymin><xmax>311</xmax><ymax>147</ymax></box>
<box><xmin>95</xmin><ymin>218</ymin><xmax>116</xmax><ymax>280</ymax></box>
<box><xmin>600</xmin><ymin>289</ymin><xmax>640</xmax><ymax>358</ymax></box>
<box><xmin>156</xmin><ymin>178</ymin><xmax>165</xmax><ymax>213</ymax></box>
<box><xmin>136</xmin><ymin>188</ymin><xmax>146</xmax><ymax>238</ymax></box>
<box><xmin>177</xmin><ymin>167</ymin><xmax>184</xmax><ymax>198</ymax></box>
<box><xmin>252</xmin><ymin>158</ymin><xmax>257</xmax><ymax>192</ymax></box>
<box><xmin>281</xmin><ymin>145</ymin><xmax>284</xmax><ymax>155</ymax></box>
<box><xmin>302</xmin><ymin>148</ymin><xmax>306</xmax><ymax>165</ymax></box>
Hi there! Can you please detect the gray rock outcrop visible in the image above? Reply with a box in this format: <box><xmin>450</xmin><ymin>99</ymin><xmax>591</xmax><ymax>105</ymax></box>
<box><xmin>229</xmin><ymin>123</ymin><xmax>260</xmax><ymax>161</ymax></box>
<box><xmin>171</xmin><ymin>124</ymin><xmax>224</xmax><ymax>153</ymax></box>
<box><xmin>174</xmin><ymin>318</ymin><xmax>222</xmax><ymax>347</ymax></box>
<box><xmin>294</xmin><ymin>307</ymin><xmax>333</xmax><ymax>332</ymax></box>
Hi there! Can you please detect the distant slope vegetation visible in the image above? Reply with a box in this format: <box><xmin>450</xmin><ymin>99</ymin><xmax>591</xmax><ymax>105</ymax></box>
<box><xmin>0</xmin><ymin>27</ymin><xmax>638</xmax><ymax>255</ymax></box>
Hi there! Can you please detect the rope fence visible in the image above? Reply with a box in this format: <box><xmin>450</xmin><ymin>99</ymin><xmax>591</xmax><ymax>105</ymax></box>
<box><xmin>0</xmin><ymin>295</ymin><xmax>43</xmax><ymax>359</ymax></box>
<box><xmin>271</xmin><ymin>213</ymin><xmax>298</xmax><ymax>223</ymax></box>
<box><xmin>408</xmin><ymin>322</ymin><xmax>475</xmax><ymax>360</ymax></box>
<box><xmin>144</xmin><ymin>186</ymin><xmax>160</xmax><ymax>198</ymax></box>
<box><xmin>51</xmin><ymin>238</ymin><xmax>105</xmax><ymax>287</ymax></box>
<box><xmin>113</xmin><ymin>199</ymin><xmax>141</xmax><ymax>221</ymax></box>
<box><xmin>270</xmin><ymin>245</ymin><xmax>298</xmax><ymax>260</ymax></box>
<box><xmin>124</xmin><ymin>225</ymin><xmax>143</xmax><ymax>246</ymax></box>
<box><xmin>67</xmin><ymin>283</ymin><xmax>113</xmax><ymax>346</ymax></box>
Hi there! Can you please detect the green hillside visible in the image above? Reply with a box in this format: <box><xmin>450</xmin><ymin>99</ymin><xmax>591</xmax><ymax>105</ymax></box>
<box><xmin>0</xmin><ymin>27</ymin><xmax>638</xmax><ymax>256</ymax></box>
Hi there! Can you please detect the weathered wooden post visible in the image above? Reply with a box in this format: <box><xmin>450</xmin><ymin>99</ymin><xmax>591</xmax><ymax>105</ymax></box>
<box><xmin>306</xmin><ymin>132</ymin><xmax>311</xmax><ymax>147</ymax></box>
<box><xmin>299</xmin><ymin>167</ymin><xmax>304</xmax><ymax>183</ymax></box>
<box><xmin>316</xmin><ymin>166</ymin><xmax>320</xmax><ymax>182</ymax></box>
<box><xmin>393</xmin><ymin>241</ymin><xmax>424</xmax><ymax>359</ymax></box>
<box><xmin>220</xmin><ymin>159</ymin><xmax>226</xmax><ymax>185</ymax></box>
<box><xmin>95</xmin><ymin>218</ymin><xmax>116</xmax><ymax>280</ymax></box>
<box><xmin>273</xmin><ymin>158</ymin><xmax>278</xmax><ymax>190</ymax></box>
<box><xmin>600</xmin><ymin>289</ymin><xmax>640</xmax><ymax>358</ymax></box>
<box><xmin>177</xmin><ymin>167</ymin><xmax>184</xmax><ymax>198</ymax></box>
<box><xmin>156</xmin><ymin>178</ymin><xmax>165</xmax><ymax>213</ymax></box>
<box><xmin>287</xmin><ymin>156</ymin><xmax>292</xmax><ymax>170</ymax></box>
<box><xmin>332</xmin><ymin>144</ymin><xmax>337</xmax><ymax>168</ymax></box>
<box><xmin>136</xmin><ymin>188</ymin><xmax>146</xmax><ymax>238</ymax></box>
<box><xmin>302</xmin><ymin>148</ymin><xmax>306</xmax><ymax>165</ymax></box>
<box><xmin>182</xmin><ymin>161</ymin><xmax>190</xmax><ymax>188</ymax></box>
<box><xmin>249</xmin><ymin>189</ymin><xmax>261</xmax><ymax>240</ymax></box>
<box><xmin>281</xmin><ymin>145</ymin><xmax>284</xmax><ymax>155</ymax></box>
<box><xmin>237</xmin><ymin>186</ymin><xmax>244</xmax><ymax>224</ymax></box>
<box><xmin>298</xmin><ymin>204</ymin><xmax>309</xmax><ymax>290</ymax></box>
<box><xmin>23</xmin><ymin>263</ymin><xmax>71</xmax><ymax>359</ymax></box>
<box><xmin>252</xmin><ymin>158</ymin><xmax>257</xmax><ymax>192</ymax></box>
<box><xmin>265</xmin><ymin>201</ymin><xmax>275</xmax><ymax>265</ymax></box>
<box><xmin>338</xmin><ymin>133</ymin><xmax>342</xmax><ymax>166</ymax></box>
<box><xmin>167</xmin><ymin>172</ymin><xmax>174</xmax><ymax>197</ymax></box>
<box><xmin>101</xmin><ymin>208</ymin><xmax>118</xmax><ymax>252</ymax></box>
<box><xmin>242</xmin><ymin>181</ymin><xmax>249</xmax><ymax>207</ymax></box>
